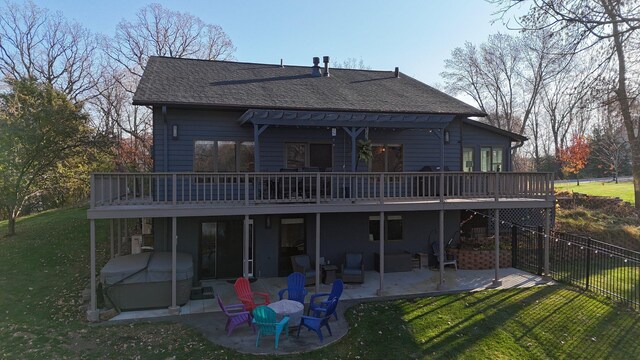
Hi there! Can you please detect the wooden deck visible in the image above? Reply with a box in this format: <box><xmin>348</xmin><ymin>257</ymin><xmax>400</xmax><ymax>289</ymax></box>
<box><xmin>88</xmin><ymin>171</ymin><xmax>554</xmax><ymax>219</ymax></box>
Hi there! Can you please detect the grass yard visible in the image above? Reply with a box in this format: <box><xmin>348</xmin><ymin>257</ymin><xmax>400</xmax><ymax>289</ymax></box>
<box><xmin>1</xmin><ymin>207</ymin><xmax>640</xmax><ymax>359</ymax></box>
<box><xmin>555</xmin><ymin>181</ymin><xmax>635</xmax><ymax>205</ymax></box>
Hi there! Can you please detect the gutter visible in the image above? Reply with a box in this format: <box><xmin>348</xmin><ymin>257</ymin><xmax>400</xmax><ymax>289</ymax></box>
<box><xmin>162</xmin><ymin>106</ymin><xmax>168</xmax><ymax>172</ymax></box>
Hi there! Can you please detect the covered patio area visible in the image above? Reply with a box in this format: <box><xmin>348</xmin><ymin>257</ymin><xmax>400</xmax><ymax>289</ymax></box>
<box><xmin>109</xmin><ymin>267</ymin><xmax>551</xmax><ymax>354</ymax></box>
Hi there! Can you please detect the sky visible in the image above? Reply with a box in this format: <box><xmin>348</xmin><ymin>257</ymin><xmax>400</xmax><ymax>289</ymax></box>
<box><xmin>32</xmin><ymin>0</ymin><xmax>523</xmax><ymax>88</ymax></box>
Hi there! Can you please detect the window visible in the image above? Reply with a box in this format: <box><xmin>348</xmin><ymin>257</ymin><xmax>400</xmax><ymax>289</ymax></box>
<box><xmin>371</xmin><ymin>144</ymin><xmax>403</xmax><ymax>172</ymax></box>
<box><xmin>285</xmin><ymin>143</ymin><xmax>333</xmax><ymax>170</ymax></box>
<box><xmin>217</xmin><ymin>141</ymin><xmax>236</xmax><ymax>172</ymax></box>
<box><xmin>462</xmin><ymin>147</ymin><xmax>474</xmax><ymax>172</ymax></box>
<box><xmin>239</xmin><ymin>142</ymin><xmax>255</xmax><ymax>172</ymax></box>
<box><xmin>286</xmin><ymin>143</ymin><xmax>306</xmax><ymax>169</ymax></box>
<box><xmin>193</xmin><ymin>140</ymin><xmax>254</xmax><ymax>172</ymax></box>
<box><xmin>194</xmin><ymin>140</ymin><xmax>216</xmax><ymax>172</ymax></box>
<box><xmin>480</xmin><ymin>146</ymin><xmax>503</xmax><ymax>172</ymax></box>
<box><xmin>368</xmin><ymin>215</ymin><xmax>403</xmax><ymax>241</ymax></box>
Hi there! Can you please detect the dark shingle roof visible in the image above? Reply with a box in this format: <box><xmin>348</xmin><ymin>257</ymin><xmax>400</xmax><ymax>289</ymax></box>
<box><xmin>133</xmin><ymin>56</ymin><xmax>485</xmax><ymax>116</ymax></box>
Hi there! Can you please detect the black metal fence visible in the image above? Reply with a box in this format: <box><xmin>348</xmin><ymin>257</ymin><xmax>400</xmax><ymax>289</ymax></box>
<box><xmin>512</xmin><ymin>226</ymin><xmax>640</xmax><ymax>311</ymax></box>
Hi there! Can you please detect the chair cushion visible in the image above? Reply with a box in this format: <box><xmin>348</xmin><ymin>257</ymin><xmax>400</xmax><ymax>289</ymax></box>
<box><xmin>295</xmin><ymin>255</ymin><xmax>311</xmax><ymax>269</ymax></box>
<box><xmin>342</xmin><ymin>268</ymin><xmax>361</xmax><ymax>276</ymax></box>
<box><xmin>345</xmin><ymin>253</ymin><xmax>362</xmax><ymax>269</ymax></box>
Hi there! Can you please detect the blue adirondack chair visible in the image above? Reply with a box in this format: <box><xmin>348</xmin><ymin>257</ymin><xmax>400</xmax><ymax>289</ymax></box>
<box><xmin>278</xmin><ymin>272</ymin><xmax>309</xmax><ymax>304</ymax></box>
<box><xmin>307</xmin><ymin>279</ymin><xmax>343</xmax><ymax>320</ymax></box>
<box><xmin>297</xmin><ymin>298</ymin><xmax>338</xmax><ymax>343</ymax></box>
<box><xmin>252</xmin><ymin>305</ymin><xmax>289</xmax><ymax>349</ymax></box>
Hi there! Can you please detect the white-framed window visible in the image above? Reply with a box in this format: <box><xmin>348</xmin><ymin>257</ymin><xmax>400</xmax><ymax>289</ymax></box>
<box><xmin>193</xmin><ymin>140</ymin><xmax>254</xmax><ymax>172</ymax></box>
<box><xmin>463</xmin><ymin>147</ymin><xmax>474</xmax><ymax>172</ymax></box>
<box><xmin>480</xmin><ymin>146</ymin><xmax>503</xmax><ymax>172</ymax></box>
<box><xmin>371</xmin><ymin>144</ymin><xmax>403</xmax><ymax>172</ymax></box>
<box><xmin>368</xmin><ymin>215</ymin><xmax>403</xmax><ymax>241</ymax></box>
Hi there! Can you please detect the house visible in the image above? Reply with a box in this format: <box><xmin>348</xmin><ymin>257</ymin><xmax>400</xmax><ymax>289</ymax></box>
<box><xmin>85</xmin><ymin>56</ymin><xmax>554</xmax><ymax>321</ymax></box>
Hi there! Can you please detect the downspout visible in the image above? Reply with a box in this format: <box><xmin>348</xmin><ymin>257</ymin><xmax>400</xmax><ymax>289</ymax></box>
<box><xmin>162</xmin><ymin>106</ymin><xmax>168</xmax><ymax>172</ymax></box>
<box><xmin>509</xmin><ymin>140</ymin><xmax>524</xmax><ymax>171</ymax></box>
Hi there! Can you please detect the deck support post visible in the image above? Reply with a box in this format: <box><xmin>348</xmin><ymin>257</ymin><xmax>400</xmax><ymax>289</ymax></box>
<box><xmin>253</xmin><ymin>124</ymin><xmax>269</xmax><ymax>171</ymax></box>
<box><xmin>315</xmin><ymin>213</ymin><xmax>321</xmax><ymax>293</ymax></box>
<box><xmin>377</xmin><ymin>211</ymin><xmax>385</xmax><ymax>295</ymax></box>
<box><xmin>243</xmin><ymin>215</ymin><xmax>250</xmax><ymax>278</ymax></box>
<box><xmin>492</xmin><ymin>209</ymin><xmax>502</xmax><ymax>287</ymax></box>
<box><xmin>437</xmin><ymin>209</ymin><xmax>445</xmax><ymax>290</ymax></box>
<box><xmin>168</xmin><ymin>217</ymin><xmax>180</xmax><ymax>315</ymax></box>
<box><xmin>117</xmin><ymin>218</ymin><xmax>122</xmax><ymax>256</ymax></box>
<box><xmin>86</xmin><ymin>219</ymin><xmax>99</xmax><ymax>322</ymax></box>
<box><xmin>109</xmin><ymin>219</ymin><xmax>114</xmax><ymax>259</ymax></box>
<box><xmin>342</xmin><ymin>127</ymin><xmax>365</xmax><ymax>171</ymax></box>
<box><xmin>543</xmin><ymin>207</ymin><xmax>551</xmax><ymax>281</ymax></box>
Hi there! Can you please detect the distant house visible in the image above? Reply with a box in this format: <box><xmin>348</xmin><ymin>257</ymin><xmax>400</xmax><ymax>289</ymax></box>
<box><xmin>85</xmin><ymin>56</ymin><xmax>553</xmax><ymax>320</ymax></box>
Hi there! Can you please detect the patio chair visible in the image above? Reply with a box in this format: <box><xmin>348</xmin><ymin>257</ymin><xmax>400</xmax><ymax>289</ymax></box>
<box><xmin>297</xmin><ymin>298</ymin><xmax>338</xmax><ymax>343</ymax></box>
<box><xmin>341</xmin><ymin>253</ymin><xmax>364</xmax><ymax>283</ymax></box>
<box><xmin>432</xmin><ymin>241</ymin><xmax>457</xmax><ymax>270</ymax></box>
<box><xmin>233</xmin><ymin>277</ymin><xmax>270</xmax><ymax>313</ymax></box>
<box><xmin>278</xmin><ymin>272</ymin><xmax>309</xmax><ymax>304</ymax></box>
<box><xmin>307</xmin><ymin>279</ymin><xmax>343</xmax><ymax>320</ymax></box>
<box><xmin>290</xmin><ymin>255</ymin><xmax>316</xmax><ymax>286</ymax></box>
<box><xmin>252</xmin><ymin>305</ymin><xmax>289</xmax><ymax>349</ymax></box>
<box><xmin>217</xmin><ymin>294</ymin><xmax>255</xmax><ymax>336</ymax></box>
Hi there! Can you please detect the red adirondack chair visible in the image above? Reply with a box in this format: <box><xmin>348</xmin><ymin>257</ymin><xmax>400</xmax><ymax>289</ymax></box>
<box><xmin>234</xmin><ymin>277</ymin><xmax>270</xmax><ymax>312</ymax></box>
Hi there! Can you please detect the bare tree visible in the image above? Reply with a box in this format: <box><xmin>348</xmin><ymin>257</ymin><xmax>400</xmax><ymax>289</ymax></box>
<box><xmin>493</xmin><ymin>0</ymin><xmax>640</xmax><ymax>207</ymax></box>
<box><xmin>442</xmin><ymin>31</ymin><xmax>561</xmax><ymax>136</ymax></box>
<box><xmin>332</xmin><ymin>57</ymin><xmax>371</xmax><ymax>70</ymax></box>
<box><xmin>95</xmin><ymin>3</ymin><xmax>236</xmax><ymax>170</ymax></box>
<box><xmin>0</xmin><ymin>0</ymin><xmax>99</xmax><ymax>103</ymax></box>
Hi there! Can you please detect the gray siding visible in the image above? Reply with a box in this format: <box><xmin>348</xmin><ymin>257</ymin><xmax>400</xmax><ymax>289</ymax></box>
<box><xmin>151</xmin><ymin>211</ymin><xmax>461</xmax><ymax>281</ymax></box>
<box><xmin>460</xmin><ymin>121</ymin><xmax>512</xmax><ymax>171</ymax></box>
<box><xmin>153</xmin><ymin>108</ymin><xmax>474</xmax><ymax>173</ymax></box>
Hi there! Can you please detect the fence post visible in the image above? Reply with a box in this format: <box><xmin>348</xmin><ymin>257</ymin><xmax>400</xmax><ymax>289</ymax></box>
<box><xmin>537</xmin><ymin>225</ymin><xmax>544</xmax><ymax>275</ymax></box>
<box><xmin>585</xmin><ymin>237</ymin><xmax>592</xmax><ymax>291</ymax></box>
<box><xmin>511</xmin><ymin>225</ymin><xmax>518</xmax><ymax>269</ymax></box>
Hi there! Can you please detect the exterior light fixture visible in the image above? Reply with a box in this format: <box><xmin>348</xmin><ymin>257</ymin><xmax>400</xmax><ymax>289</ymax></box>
<box><xmin>265</xmin><ymin>215</ymin><xmax>272</xmax><ymax>229</ymax></box>
<box><xmin>444</xmin><ymin>130</ymin><xmax>450</xmax><ymax>144</ymax></box>
<box><xmin>172</xmin><ymin>124</ymin><xmax>178</xmax><ymax>139</ymax></box>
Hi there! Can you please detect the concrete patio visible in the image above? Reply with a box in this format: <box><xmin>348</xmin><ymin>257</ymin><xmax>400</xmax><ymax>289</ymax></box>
<box><xmin>108</xmin><ymin>267</ymin><xmax>552</xmax><ymax>354</ymax></box>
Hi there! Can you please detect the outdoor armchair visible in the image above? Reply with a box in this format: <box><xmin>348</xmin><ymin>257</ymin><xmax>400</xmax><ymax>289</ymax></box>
<box><xmin>290</xmin><ymin>255</ymin><xmax>316</xmax><ymax>286</ymax></box>
<box><xmin>217</xmin><ymin>294</ymin><xmax>254</xmax><ymax>336</ymax></box>
<box><xmin>307</xmin><ymin>279</ymin><xmax>343</xmax><ymax>320</ymax></box>
<box><xmin>278</xmin><ymin>272</ymin><xmax>309</xmax><ymax>304</ymax></box>
<box><xmin>297</xmin><ymin>298</ymin><xmax>338</xmax><ymax>343</ymax></box>
<box><xmin>432</xmin><ymin>241</ymin><xmax>457</xmax><ymax>270</ymax></box>
<box><xmin>252</xmin><ymin>305</ymin><xmax>289</xmax><ymax>349</ymax></box>
<box><xmin>234</xmin><ymin>277</ymin><xmax>270</xmax><ymax>312</ymax></box>
<box><xmin>341</xmin><ymin>253</ymin><xmax>364</xmax><ymax>283</ymax></box>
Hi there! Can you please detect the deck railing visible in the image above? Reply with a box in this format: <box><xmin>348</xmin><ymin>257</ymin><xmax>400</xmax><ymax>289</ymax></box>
<box><xmin>90</xmin><ymin>171</ymin><xmax>554</xmax><ymax>208</ymax></box>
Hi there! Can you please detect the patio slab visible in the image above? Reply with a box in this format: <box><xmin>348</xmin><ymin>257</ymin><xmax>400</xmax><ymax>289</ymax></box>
<box><xmin>108</xmin><ymin>268</ymin><xmax>552</xmax><ymax>354</ymax></box>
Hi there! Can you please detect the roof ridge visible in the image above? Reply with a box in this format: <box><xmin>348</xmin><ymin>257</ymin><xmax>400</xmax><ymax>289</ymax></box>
<box><xmin>148</xmin><ymin>55</ymin><xmax>398</xmax><ymax>74</ymax></box>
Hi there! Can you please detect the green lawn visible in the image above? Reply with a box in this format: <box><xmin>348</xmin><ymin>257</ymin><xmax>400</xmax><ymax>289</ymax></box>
<box><xmin>555</xmin><ymin>181</ymin><xmax>634</xmax><ymax>205</ymax></box>
<box><xmin>1</xmin><ymin>208</ymin><xmax>639</xmax><ymax>359</ymax></box>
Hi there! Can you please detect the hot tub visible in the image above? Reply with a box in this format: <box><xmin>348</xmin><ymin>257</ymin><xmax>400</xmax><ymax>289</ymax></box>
<box><xmin>100</xmin><ymin>252</ymin><xmax>193</xmax><ymax>311</ymax></box>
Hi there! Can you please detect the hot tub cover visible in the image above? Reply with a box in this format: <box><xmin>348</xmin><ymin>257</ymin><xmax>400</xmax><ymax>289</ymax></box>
<box><xmin>100</xmin><ymin>252</ymin><xmax>193</xmax><ymax>285</ymax></box>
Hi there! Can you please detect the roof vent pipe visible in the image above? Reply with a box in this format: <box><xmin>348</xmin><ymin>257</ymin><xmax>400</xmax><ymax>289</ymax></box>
<box><xmin>311</xmin><ymin>57</ymin><xmax>322</xmax><ymax>77</ymax></box>
<box><xmin>280</xmin><ymin>59</ymin><xmax>284</xmax><ymax>68</ymax></box>
<box><xmin>323</xmin><ymin>56</ymin><xmax>330</xmax><ymax>77</ymax></box>
<box><xmin>394</xmin><ymin>67</ymin><xmax>400</xmax><ymax>78</ymax></box>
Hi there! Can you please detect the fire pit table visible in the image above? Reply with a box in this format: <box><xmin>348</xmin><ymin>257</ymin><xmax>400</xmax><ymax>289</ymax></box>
<box><xmin>267</xmin><ymin>299</ymin><xmax>304</xmax><ymax>327</ymax></box>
